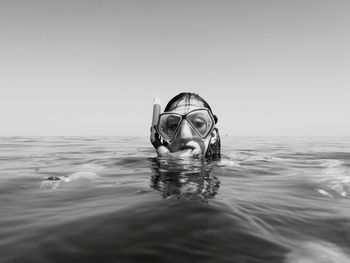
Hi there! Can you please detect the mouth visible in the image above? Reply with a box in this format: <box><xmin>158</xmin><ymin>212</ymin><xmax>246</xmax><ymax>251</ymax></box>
<box><xmin>172</xmin><ymin>141</ymin><xmax>201</xmax><ymax>157</ymax></box>
<box><xmin>168</xmin><ymin>138</ymin><xmax>204</xmax><ymax>158</ymax></box>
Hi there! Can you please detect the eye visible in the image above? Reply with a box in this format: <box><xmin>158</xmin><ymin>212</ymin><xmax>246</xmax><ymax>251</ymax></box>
<box><xmin>169</xmin><ymin>123</ymin><xmax>178</xmax><ymax>131</ymax></box>
<box><xmin>193</xmin><ymin>120</ymin><xmax>206</xmax><ymax>129</ymax></box>
<box><xmin>166</xmin><ymin>117</ymin><xmax>180</xmax><ymax>133</ymax></box>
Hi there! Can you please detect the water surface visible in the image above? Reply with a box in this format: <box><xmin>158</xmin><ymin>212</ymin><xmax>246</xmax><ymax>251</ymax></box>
<box><xmin>1</xmin><ymin>136</ymin><xmax>350</xmax><ymax>263</ymax></box>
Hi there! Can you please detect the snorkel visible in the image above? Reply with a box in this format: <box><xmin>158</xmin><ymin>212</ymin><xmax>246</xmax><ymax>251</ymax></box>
<box><xmin>151</xmin><ymin>97</ymin><xmax>170</xmax><ymax>156</ymax></box>
<box><xmin>151</xmin><ymin>97</ymin><xmax>161</xmax><ymax>143</ymax></box>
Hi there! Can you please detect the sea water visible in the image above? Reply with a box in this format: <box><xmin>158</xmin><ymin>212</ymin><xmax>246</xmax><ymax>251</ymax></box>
<box><xmin>1</xmin><ymin>136</ymin><xmax>350</xmax><ymax>263</ymax></box>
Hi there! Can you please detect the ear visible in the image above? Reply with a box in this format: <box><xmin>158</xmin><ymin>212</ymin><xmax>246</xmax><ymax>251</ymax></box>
<box><xmin>210</xmin><ymin>128</ymin><xmax>218</xmax><ymax>145</ymax></box>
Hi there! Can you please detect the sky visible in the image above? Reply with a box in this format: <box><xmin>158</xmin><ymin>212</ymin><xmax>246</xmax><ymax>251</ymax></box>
<box><xmin>0</xmin><ymin>0</ymin><xmax>349</xmax><ymax>136</ymax></box>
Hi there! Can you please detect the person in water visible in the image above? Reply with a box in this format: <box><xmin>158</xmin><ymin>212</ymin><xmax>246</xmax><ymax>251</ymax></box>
<box><xmin>150</xmin><ymin>92</ymin><xmax>221</xmax><ymax>159</ymax></box>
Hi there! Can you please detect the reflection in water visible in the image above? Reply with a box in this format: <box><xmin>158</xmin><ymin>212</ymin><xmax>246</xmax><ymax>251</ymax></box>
<box><xmin>149</xmin><ymin>157</ymin><xmax>220</xmax><ymax>201</ymax></box>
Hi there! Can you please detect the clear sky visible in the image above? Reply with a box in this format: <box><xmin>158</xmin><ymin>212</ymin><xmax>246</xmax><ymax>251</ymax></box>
<box><xmin>1</xmin><ymin>0</ymin><xmax>349</xmax><ymax>136</ymax></box>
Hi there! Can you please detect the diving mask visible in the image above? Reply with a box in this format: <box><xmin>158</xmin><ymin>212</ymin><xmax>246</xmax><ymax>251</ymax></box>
<box><xmin>156</xmin><ymin>108</ymin><xmax>215</xmax><ymax>142</ymax></box>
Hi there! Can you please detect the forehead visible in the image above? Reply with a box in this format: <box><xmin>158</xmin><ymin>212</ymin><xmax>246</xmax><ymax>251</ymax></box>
<box><xmin>167</xmin><ymin>97</ymin><xmax>205</xmax><ymax>114</ymax></box>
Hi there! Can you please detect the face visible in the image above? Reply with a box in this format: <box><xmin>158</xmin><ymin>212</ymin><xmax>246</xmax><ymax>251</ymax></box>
<box><xmin>164</xmin><ymin>98</ymin><xmax>214</xmax><ymax>157</ymax></box>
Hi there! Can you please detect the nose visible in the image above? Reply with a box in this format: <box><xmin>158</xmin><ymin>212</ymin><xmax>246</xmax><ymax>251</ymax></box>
<box><xmin>178</xmin><ymin>120</ymin><xmax>194</xmax><ymax>139</ymax></box>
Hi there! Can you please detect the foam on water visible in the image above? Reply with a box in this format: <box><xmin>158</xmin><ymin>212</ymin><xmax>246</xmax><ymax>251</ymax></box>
<box><xmin>285</xmin><ymin>240</ymin><xmax>350</xmax><ymax>263</ymax></box>
<box><xmin>317</xmin><ymin>159</ymin><xmax>350</xmax><ymax>198</ymax></box>
<box><xmin>39</xmin><ymin>163</ymin><xmax>103</xmax><ymax>189</ymax></box>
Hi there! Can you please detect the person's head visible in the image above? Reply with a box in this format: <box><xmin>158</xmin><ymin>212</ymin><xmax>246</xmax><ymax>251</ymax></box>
<box><xmin>157</xmin><ymin>92</ymin><xmax>221</xmax><ymax>158</ymax></box>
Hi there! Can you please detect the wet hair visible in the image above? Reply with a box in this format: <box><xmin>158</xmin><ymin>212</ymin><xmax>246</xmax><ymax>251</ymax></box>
<box><xmin>164</xmin><ymin>92</ymin><xmax>221</xmax><ymax>159</ymax></box>
<box><xmin>205</xmin><ymin>127</ymin><xmax>221</xmax><ymax>160</ymax></box>
<box><xmin>165</xmin><ymin>92</ymin><xmax>218</xmax><ymax>123</ymax></box>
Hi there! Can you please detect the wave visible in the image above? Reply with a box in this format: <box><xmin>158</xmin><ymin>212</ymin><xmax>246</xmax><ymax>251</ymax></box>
<box><xmin>317</xmin><ymin>159</ymin><xmax>350</xmax><ymax>198</ymax></box>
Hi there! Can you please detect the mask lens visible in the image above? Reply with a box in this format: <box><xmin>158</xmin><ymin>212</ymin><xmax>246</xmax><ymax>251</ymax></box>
<box><xmin>158</xmin><ymin>114</ymin><xmax>182</xmax><ymax>141</ymax></box>
<box><xmin>187</xmin><ymin>110</ymin><xmax>213</xmax><ymax>138</ymax></box>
